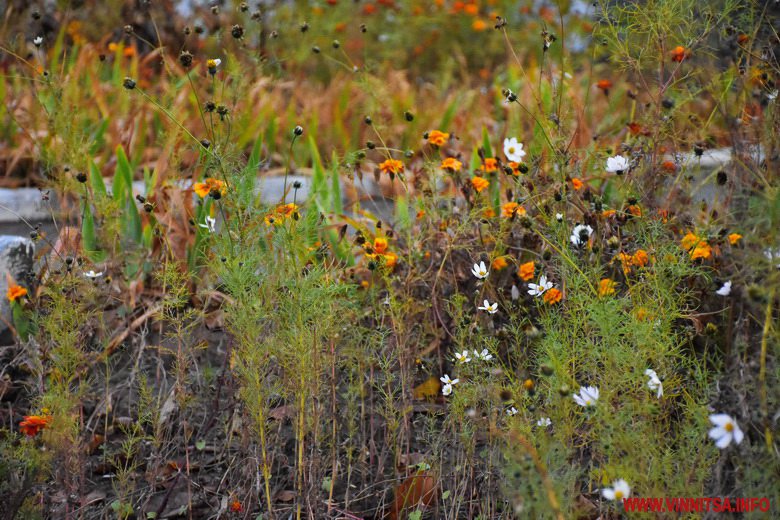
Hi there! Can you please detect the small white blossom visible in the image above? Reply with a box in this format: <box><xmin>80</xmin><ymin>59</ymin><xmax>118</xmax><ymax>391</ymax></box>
<box><xmin>573</xmin><ymin>386</ymin><xmax>599</xmax><ymax>407</ymax></box>
<box><xmin>716</xmin><ymin>281</ymin><xmax>732</xmax><ymax>296</ymax></box>
<box><xmin>471</xmin><ymin>261</ymin><xmax>489</xmax><ymax>279</ymax></box>
<box><xmin>602</xmin><ymin>479</ymin><xmax>631</xmax><ymax>501</ymax></box>
<box><xmin>474</xmin><ymin>348</ymin><xmax>493</xmax><ymax>361</ymax></box>
<box><xmin>442</xmin><ymin>383</ymin><xmax>453</xmax><ymax>396</ymax></box>
<box><xmin>506</xmin><ymin>407</ymin><xmax>518</xmax><ymax>416</ymax></box>
<box><xmin>199</xmin><ymin>216</ymin><xmax>217</xmax><ymax>233</ymax></box>
<box><xmin>478</xmin><ymin>300</ymin><xmax>498</xmax><ymax>314</ymax></box>
<box><xmin>570</xmin><ymin>224</ymin><xmax>593</xmax><ymax>247</ymax></box>
<box><xmin>644</xmin><ymin>369</ymin><xmax>663</xmax><ymax>399</ymax></box>
<box><xmin>511</xmin><ymin>284</ymin><xmax>520</xmax><ymax>300</ymax></box>
<box><xmin>708</xmin><ymin>413</ymin><xmax>744</xmax><ymax>449</ymax></box>
<box><xmin>606</xmin><ymin>155</ymin><xmax>629</xmax><ymax>174</ymax></box>
<box><xmin>33</xmin><ymin>36</ymin><xmax>43</xmax><ymax>47</ymax></box>
<box><xmin>454</xmin><ymin>350</ymin><xmax>472</xmax><ymax>364</ymax></box>
<box><xmin>84</xmin><ymin>270</ymin><xmax>104</xmax><ymax>279</ymax></box>
<box><xmin>764</xmin><ymin>248</ymin><xmax>780</xmax><ymax>268</ymax></box>
<box><xmin>528</xmin><ymin>275</ymin><xmax>553</xmax><ymax>297</ymax></box>
<box><xmin>536</xmin><ymin>417</ymin><xmax>552</xmax><ymax>427</ymax></box>
<box><xmin>440</xmin><ymin>374</ymin><xmax>459</xmax><ymax>386</ymax></box>
<box><xmin>503</xmin><ymin>137</ymin><xmax>526</xmax><ymax>163</ymax></box>
<box><xmin>556</xmin><ymin>213</ymin><xmax>563</xmax><ymax>222</ymax></box>
<box><xmin>768</xmin><ymin>90</ymin><xmax>778</xmax><ymax>101</ymax></box>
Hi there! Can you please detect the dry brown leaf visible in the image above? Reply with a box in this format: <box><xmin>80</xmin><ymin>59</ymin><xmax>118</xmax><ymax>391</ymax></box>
<box><xmin>412</xmin><ymin>376</ymin><xmax>441</xmax><ymax>401</ymax></box>
<box><xmin>386</xmin><ymin>471</ymin><xmax>437</xmax><ymax>520</ymax></box>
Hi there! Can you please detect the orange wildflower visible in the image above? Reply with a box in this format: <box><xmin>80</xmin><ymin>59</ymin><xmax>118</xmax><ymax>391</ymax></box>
<box><xmin>19</xmin><ymin>414</ymin><xmax>52</xmax><ymax>437</ymax></box>
<box><xmin>506</xmin><ymin>161</ymin><xmax>521</xmax><ymax>176</ymax></box>
<box><xmin>691</xmin><ymin>242</ymin><xmax>712</xmax><ymax>260</ymax></box>
<box><xmin>7</xmin><ymin>285</ymin><xmax>27</xmax><ymax>302</ymax></box>
<box><xmin>598</xmin><ymin>278</ymin><xmax>616</xmax><ymax>297</ymax></box>
<box><xmin>382</xmin><ymin>251</ymin><xmax>398</xmax><ymax>269</ymax></box>
<box><xmin>123</xmin><ymin>46</ymin><xmax>136</xmax><ymax>58</ymax></box>
<box><xmin>482</xmin><ymin>158</ymin><xmax>498</xmax><ymax>173</ymax></box>
<box><xmin>464</xmin><ymin>3</ymin><xmax>479</xmax><ymax>15</ymax></box>
<box><xmin>229</xmin><ymin>500</ymin><xmax>243</xmax><ymax>513</ymax></box>
<box><xmin>193</xmin><ymin>178</ymin><xmax>227</xmax><ymax>198</ymax></box>
<box><xmin>482</xmin><ymin>208</ymin><xmax>496</xmax><ymax>218</ymax></box>
<box><xmin>471</xmin><ymin>176</ymin><xmax>490</xmax><ymax>193</ymax></box>
<box><xmin>472</xmin><ymin>19</ymin><xmax>488</xmax><ymax>31</ymax></box>
<box><xmin>661</xmin><ymin>160</ymin><xmax>677</xmax><ymax>173</ymax></box>
<box><xmin>491</xmin><ymin>257</ymin><xmax>508</xmax><ymax>271</ymax></box>
<box><xmin>628</xmin><ymin>122</ymin><xmax>643</xmax><ymax>136</ymax></box>
<box><xmin>596</xmin><ymin>79</ymin><xmax>613</xmax><ymax>93</ymax></box>
<box><xmin>373</xmin><ymin>236</ymin><xmax>388</xmax><ymax>254</ymax></box>
<box><xmin>571</xmin><ymin>178</ymin><xmax>583</xmax><ymax>190</ymax></box>
<box><xmin>362</xmin><ymin>3</ymin><xmax>377</xmax><ymax>14</ymax></box>
<box><xmin>728</xmin><ymin>233</ymin><xmax>742</xmax><ymax>245</ymax></box>
<box><xmin>501</xmin><ymin>201</ymin><xmax>525</xmax><ymax>218</ymax></box>
<box><xmin>427</xmin><ymin>130</ymin><xmax>450</xmax><ymax>146</ymax></box>
<box><xmin>518</xmin><ymin>261</ymin><xmax>535</xmax><ymax>281</ymax></box>
<box><xmin>543</xmin><ymin>287</ymin><xmax>562</xmax><ymax>305</ymax></box>
<box><xmin>670</xmin><ymin>46</ymin><xmax>689</xmax><ymax>63</ymax></box>
<box><xmin>602</xmin><ymin>209</ymin><xmax>616</xmax><ymax>218</ymax></box>
<box><xmin>441</xmin><ymin>157</ymin><xmax>462</xmax><ymax>172</ymax></box>
<box><xmin>681</xmin><ymin>232</ymin><xmax>712</xmax><ymax>259</ymax></box>
<box><xmin>379</xmin><ymin>159</ymin><xmax>404</xmax><ymax>176</ymax></box>
<box><xmin>626</xmin><ymin>204</ymin><xmax>642</xmax><ymax>217</ymax></box>
<box><xmin>632</xmin><ymin>249</ymin><xmax>649</xmax><ymax>267</ymax></box>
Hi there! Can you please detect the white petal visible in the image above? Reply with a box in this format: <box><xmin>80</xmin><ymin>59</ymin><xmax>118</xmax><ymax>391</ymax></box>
<box><xmin>715</xmin><ymin>432</ymin><xmax>733</xmax><ymax>449</ymax></box>
<box><xmin>709</xmin><ymin>414</ymin><xmax>733</xmax><ymax>427</ymax></box>
<box><xmin>732</xmin><ymin>424</ymin><xmax>744</xmax><ymax>445</ymax></box>
<box><xmin>602</xmin><ymin>488</ymin><xmax>616</xmax><ymax>500</ymax></box>
<box><xmin>708</xmin><ymin>426</ymin><xmax>727</xmax><ymax>440</ymax></box>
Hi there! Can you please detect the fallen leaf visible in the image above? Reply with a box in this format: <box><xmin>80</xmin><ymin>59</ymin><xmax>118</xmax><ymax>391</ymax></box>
<box><xmin>412</xmin><ymin>376</ymin><xmax>441</xmax><ymax>400</ymax></box>
<box><xmin>387</xmin><ymin>471</ymin><xmax>437</xmax><ymax>520</ymax></box>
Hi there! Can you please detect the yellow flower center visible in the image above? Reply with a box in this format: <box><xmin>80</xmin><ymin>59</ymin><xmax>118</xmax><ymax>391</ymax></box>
<box><xmin>725</xmin><ymin>422</ymin><xmax>734</xmax><ymax>432</ymax></box>
<box><xmin>615</xmin><ymin>491</ymin><xmax>624</xmax><ymax>500</ymax></box>
<box><xmin>508</xmin><ymin>147</ymin><xmax>515</xmax><ymax>154</ymax></box>
<box><xmin>585</xmin><ymin>399</ymin><xmax>591</xmax><ymax>405</ymax></box>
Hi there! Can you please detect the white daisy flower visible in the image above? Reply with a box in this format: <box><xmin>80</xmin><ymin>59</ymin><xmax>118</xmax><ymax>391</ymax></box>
<box><xmin>716</xmin><ymin>281</ymin><xmax>732</xmax><ymax>296</ymax></box>
<box><xmin>556</xmin><ymin>213</ymin><xmax>564</xmax><ymax>222</ymax></box>
<box><xmin>605</xmin><ymin>155</ymin><xmax>629</xmax><ymax>174</ymax></box>
<box><xmin>440</xmin><ymin>374</ymin><xmax>459</xmax><ymax>386</ymax></box>
<box><xmin>84</xmin><ymin>270</ymin><xmax>104</xmax><ymax>279</ymax></box>
<box><xmin>708</xmin><ymin>413</ymin><xmax>744</xmax><ymax>449</ymax></box>
<box><xmin>536</xmin><ymin>417</ymin><xmax>552</xmax><ymax>427</ymax></box>
<box><xmin>506</xmin><ymin>407</ymin><xmax>518</xmax><ymax>416</ymax></box>
<box><xmin>573</xmin><ymin>386</ymin><xmax>599</xmax><ymax>407</ymax></box>
<box><xmin>454</xmin><ymin>350</ymin><xmax>472</xmax><ymax>364</ymax></box>
<box><xmin>471</xmin><ymin>261</ymin><xmax>489</xmax><ymax>279</ymax></box>
<box><xmin>33</xmin><ymin>36</ymin><xmax>43</xmax><ymax>47</ymax></box>
<box><xmin>442</xmin><ymin>383</ymin><xmax>453</xmax><ymax>396</ymax></box>
<box><xmin>503</xmin><ymin>137</ymin><xmax>526</xmax><ymax>163</ymax></box>
<box><xmin>644</xmin><ymin>369</ymin><xmax>663</xmax><ymax>399</ymax></box>
<box><xmin>528</xmin><ymin>275</ymin><xmax>553</xmax><ymax>297</ymax></box>
<box><xmin>764</xmin><ymin>248</ymin><xmax>780</xmax><ymax>268</ymax></box>
<box><xmin>199</xmin><ymin>216</ymin><xmax>217</xmax><ymax>233</ymax></box>
<box><xmin>602</xmin><ymin>479</ymin><xmax>631</xmax><ymax>501</ymax></box>
<box><xmin>570</xmin><ymin>224</ymin><xmax>594</xmax><ymax>247</ymax></box>
<box><xmin>478</xmin><ymin>300</ymin><xmax>498</xmax><ymax>314</ymax></box>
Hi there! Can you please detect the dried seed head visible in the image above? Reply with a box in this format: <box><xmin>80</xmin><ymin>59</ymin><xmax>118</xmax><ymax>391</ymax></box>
<box><xmin>404</xmin><ymin>110</ymin><xmax>414</xmax><ymax>121</ymax></box>
<box><xmin>332</xmin><ymin>40</ymin><xmax>340</xmax><ymax>49</ymax></box>
<box><xmin>239</xmin><ymin>2</ymin><xmax>249</xmax><ymax>12</ymax></box>
<box><xmin>179</xmin><ymin>50</ymin><xmax>193</xmax><ymax>68</ymax></box>
<box><xmin>231</xmin><ymin>24</ymin><xmax>244</xmax><ymax>39</ymax></box>
<box><xmin>312</xmin><ymin>45</ymin><xmax>320</xmax><ymax>53</ymax></box>
<box><xmin>204</xmin><ymin>101</ymin><xmax>216</xmax><ymax>112</ymax></box>
<box><xmin>124</xmin><ymin>24</ymin><xmax>134</xmax><ymax>34</ymax></box>
<box><xmin>293</xmin><ymin>125</ymin><xmax>304</xmax><ymax>137</ymax></box>
<box><xmin>123</xmin><ymin>77</ymin><xmax>136</xmax><ymax>90</ymax></box>
<box><xmin>200</xmin><ymin>139</ymin><xmax>211</xmax><ymax>149</ymax></box>
<box><xmin>76</xmin><ymin>171</ymin><xmax>87</xmax><ymax>183</ymax></box>
<box><xmin>300</xmin><ymin>21</ymin><xmax>309</xmax><ymax>32</ymax></box>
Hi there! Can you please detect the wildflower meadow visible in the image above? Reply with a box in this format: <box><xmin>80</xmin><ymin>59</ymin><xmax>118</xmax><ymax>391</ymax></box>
<box><xmin>0</xmin><ymin>0</ymin><xmax>778</xmax><ymax>518</ymax></box>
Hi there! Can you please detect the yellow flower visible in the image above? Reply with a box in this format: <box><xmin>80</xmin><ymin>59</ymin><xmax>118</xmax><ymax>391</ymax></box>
<box><xmin>193</xmin><ymin>178</ymin><xmax>227</xmax><ymax>198</ymax></box>
<box><xmin>728</xmin><ymin>233</ymin><xmax>742</xmax><ymax>245</ymax></box>
<box><xmin>598</xmin><ymin>278</ymin><xmax>616</xmax><ymax>297</ymax></box>
<box><xmin>501</xmin><ymin>202</ymin><xmax>525</xmax><ymax>218</ymax></box>
<box><xmin>691</xmin><ymin>243</ymin><xmax>712</xmax><ymax>260</ymax></box>
<box><xmin>518</xmin><ymin>261</ymin><xmax>535</xmax><ymax>281</ymax></box>
<box><xmin>441</xmin><ymin>157</ymin><xmax>462</xmax><ymax>172</ymax></box>
<box><xmin>379</xmin><ymin>159</ymin><xmax>404</xmax><ymax>176</ymax></box>
<box><xmin>427</xmin><ymin>130</ymin><xmax>449</xmax><ymax>146</ymax></box>
<box><xmin>681</xmin><ymin>232</ymin><xmax>712</xmax><ymax>260</ymax></box>
<box><xmin>543</xmin><ymin>287</ymin><xmax>562</xmax><ymax>304</ymax></box>
<box><xmin>482</xmin><ymin>208</ymin><xmax>496</xmax><ymax>218</ymax></box>
<box><xmin>471</xmin><ymin>176</ymin><xmax>490</xmax><ymax>193</ymax></box>
<box><xmin>681</xmin><ymin>232</ymin><xmax>701</xmax><ymax>251</ymax></box>
<box><xmin>7</xmin><ymin>285</ymin><xmax>27</xmax><ymax>302</ymax></box>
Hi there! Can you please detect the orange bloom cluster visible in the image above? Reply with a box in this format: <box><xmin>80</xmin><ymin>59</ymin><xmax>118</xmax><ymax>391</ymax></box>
<box><xmin>264</xmin><ymin>203</ymin><xmax>299</xmax><ymax>226</ymax></box>
<box><xmin>598</xmin><ymin>278</ymin><xmax>617</xmax><ymax>297</ymax></box>
<box><xmin>366</xmin><ymin>236</ymin><xmax>398</xmax><ymax>270</ymax></box>
<box><xmin>617</xmin><ymin>249</ymin><xmax>650</xmax><ymax>275</ymax></box>
<box><xmin>481</xmin><ymin>158</ymin><xmax>498</xmax><ymax>173</ymax></box>
<box><xmin>471</xmin><ymin>176</ymin><xmax>489</xmax><ymax>193</ymax></box>
<box><xmin>670</xmin><ymin>46</ymin><xmax>690</xmax><ymax>63</ymax></box>
<box><xmin>20</xmin><ymin>414</ymin><xmax>52</xmax><ymax>437</ymax></box>
<box><xmin>728</xmin><ymin>233</ymin><xmax>742</xmax><ymax>245</ymax></box>
<box><xmin>229</xmin><ymin>500</ymin><xmax>243</xmax><ymax>513</ymax></box>
<box><xmin>571</xmin><ymin>178</ymin><xmax>584</xmax><ymax>190</ymax></box>
<box><xmin>491</xmin><ymin>257</ymin><xmax>508</xmax><ymax>270</ymax></box>
<box><xmin>441</xmin><ymin>157</ymin><xmax>462</xmax><ymax>172</ymax></box>
<box><xmin>681</xmin><ymin>232</ymin><xmax>712</xmax><ymax>260</ymax></box>
<box><xmin>379</xmin><ymin>159</ymin><xmax>404</xmax><ymax>176</ymax></box>
<box><xmin>427</xmin><ymin>130</ymin><xmax>450</xmax><ymax>146</ymax></box>
<box><xmin>7</xmin><ymin>285</ymin><xmax>27</xmax><ymax>302</ymax></box>
<box><xmin>193</xmin><ymin>178</ymin><xmax>227</xmax><ymax>198</ymax></box>
<box><xmin>543</xmin><ymin>287</ymin><xmax>562</xmax><ymax>305</ymax></box>
<box><xmin>518</xmin><ymin>261</ymin><xmax>535</xmax><ymax>281</ymax></box>
<box><xmin>501</xmin><ymin>202</ymin><xmax>526</xmax><ymax>218</ymax></box>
